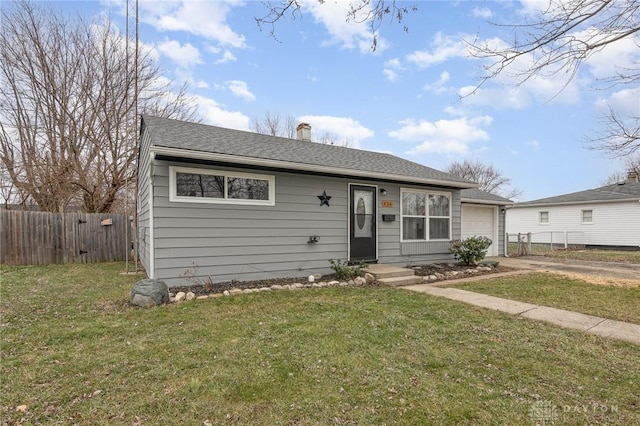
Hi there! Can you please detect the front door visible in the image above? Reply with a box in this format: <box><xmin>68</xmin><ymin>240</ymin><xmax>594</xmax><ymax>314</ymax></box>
<box><xmin>349</xmin><ymin>185</ymin><xmax>377</xmax><ymax>262</ymax></box>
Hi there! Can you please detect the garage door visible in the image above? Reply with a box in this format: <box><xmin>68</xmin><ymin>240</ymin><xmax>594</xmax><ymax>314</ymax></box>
<box><xmin>462</xmin><ymin>204</ymin><xmax>497</xmax><ymax>256</ymax></box>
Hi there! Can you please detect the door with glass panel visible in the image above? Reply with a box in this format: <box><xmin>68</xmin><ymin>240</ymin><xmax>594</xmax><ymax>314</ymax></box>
<box><xmin>349</xmin><ymin>185</ymin><xmax>377</xmax><ymax>262</ymax></box>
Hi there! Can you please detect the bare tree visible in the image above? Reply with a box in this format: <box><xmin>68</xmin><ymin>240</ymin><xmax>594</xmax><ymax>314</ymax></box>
<box><xmin>0</xmin><ymin>1</ymin><xmax>197</xmax><ymax>213</ymax></box>
<box><xmin>315</xmin><ymin>131</ymin><xmax>351</xmax><ymax>147</ymax></box>
<box><xmin>446</xmin><ymin>160</ymin><xmax>521</xmax><ymax>199</ymax></box>
<box><xmin>467</xmin><ymin>0</ymin><xmax>640</xmax><ymax>157</ymax></box>
<box><xmin>250</xmin><ymin>111</ymin><xmax>297</xmax><ymax>138</ymax></box>
<box><xmin>601</xmin><ymin>154</ymin><xmax>640</xmax><ymax>184</ymax></box>
<box><xmin>256</xmin><ymin>0</ymin><xmax>416</xmax><ymax>51</ymax></box>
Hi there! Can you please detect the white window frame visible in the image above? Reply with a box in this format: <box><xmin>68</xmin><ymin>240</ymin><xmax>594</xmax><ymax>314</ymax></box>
<box><xmin>539</xmin><ymin>211</ymin><xmax>549</xmax><ymax>224</ymax></box>
<box><xmin>581</xmin><ymin>209</ymin><xmax>593</xmax><ymax>224</ymax></box>
<box><xmin>400</xmin><ymin>188</ymin><xmax>452</xmax><ymax>242</ymax></box>
<box><xmin>169</xmin><ymin>166</ymin><xmax>275</xmax><ymax>206</ymax></box>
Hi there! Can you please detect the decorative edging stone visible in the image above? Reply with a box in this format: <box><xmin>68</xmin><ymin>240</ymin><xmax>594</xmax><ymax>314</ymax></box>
<box><xmin>168</xmin><ymin>278</ymin><xmax>364</xmax><ymax>303</ymax></box>
<box><xmin>418</xmin><ymin>264</ymin><xmax>498</xmax><ymax>282</ymax></box>
<box><xmin>166</xmin><ymin>263</ymin><xmax>498</xmax><ymax>303</ymax></box>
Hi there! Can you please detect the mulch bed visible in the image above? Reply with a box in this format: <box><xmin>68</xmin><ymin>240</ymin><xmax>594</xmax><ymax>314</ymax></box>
<box><xmin>170</xmin><ymin>262</ymin><xmax>514</xmax><ymax>297</ymax></box>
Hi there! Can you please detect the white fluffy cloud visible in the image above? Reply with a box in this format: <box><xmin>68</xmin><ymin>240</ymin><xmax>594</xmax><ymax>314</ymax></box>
<box><xmin>388</xmin><ymin>116</ymin><xmax>493</xmax><ymax>155</ymax></box>
<box><xmin>423</xmin><ymin>71</ymin><xmax>452</xmax><ymax>94</ymax></box>
<box><xmin>296</xmin><ymin>115</ymin><xmax>375</xmax><ymax>147</ymax></box>
<box><xmin>383</xmin><ymin>58</ymin><xmax>404</xmax><ymax>82</ymax></box>
<box><xmin>193</xmin><ymin>94</ymin><xmax>250</xmax><ymax>131</ymax></box>
<box><xmin>157</xmin><ymin>39</ymin><xmax>202</xmax><ymax>67</ymax></box>
<box><xmin>471</xmin><ymin>7</ymin><xmax>494</xmax><ymax>18</ymax></box>
<box><xmin>406</xmin><ymin>32</ymin><xmax>469</xmax><ymax>68</ymax></box>
<box><xmin>139</xmin><ymin>0</ymin><xmax>246</xmax><ymax>48</ymax></box>
<box><xmin>225</xmin><ymin>80</ymin><xmax>256</xmax><ymax>102</ymax></box>
<box><xmin>302</xmin><ymin>1</ymin><xmax>388</xmax><ymax>53</ymax></box>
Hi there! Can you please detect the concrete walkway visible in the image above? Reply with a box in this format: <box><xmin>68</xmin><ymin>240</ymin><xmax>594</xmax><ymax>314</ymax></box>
<box><xmin>403</xmin><ymin>277</ymin><xmax>640</xmax><ymax>345</ymax></box>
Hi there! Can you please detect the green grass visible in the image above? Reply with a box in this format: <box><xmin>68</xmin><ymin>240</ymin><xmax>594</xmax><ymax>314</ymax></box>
<box><xmin>447</xmin><ymin>273</ymin><xmax>640</xmax><ymax>324</ymax></box>
<box><xmin>2</xmin><ymin>263</ymin><xmax>639</xmax><ymax>425</ymax></box>
<box><xmin>540</xmin><ymin>249</ymin><xmax>640</xmax><ymax>264</ymax></box>
<box><xmin>508</xmin><ymin>246</ymin><xmax>640</xmax><ymax>263</ymax></box>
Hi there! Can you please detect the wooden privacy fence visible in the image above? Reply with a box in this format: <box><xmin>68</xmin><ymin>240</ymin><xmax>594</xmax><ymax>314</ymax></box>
<box><xmin>1</xmin><ymin>211</ymin><xmax>129</xmax><ymax>265</ymax></box>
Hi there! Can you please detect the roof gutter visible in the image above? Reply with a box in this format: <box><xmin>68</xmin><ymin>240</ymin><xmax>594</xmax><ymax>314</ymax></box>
<box><xmin>512</xmin><ymin>198</ymin><xmax>640</xmax><ymax>208</ymax></box>
<box><xmin>151</xmin><ymin>146</ymin><xmax>479</xmax><ymax>189</ymax></box>
<box><xmin>461</xmin><ymin>198</ymin><xmax>514</xmax><ymax>206</ymax></box>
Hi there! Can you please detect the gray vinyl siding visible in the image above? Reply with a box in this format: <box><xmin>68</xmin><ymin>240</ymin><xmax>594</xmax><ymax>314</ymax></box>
<box><xmin>136</xmin><ymin>128</ymin><xmax>152</xmax><ymax>275</ymax></box>
<box><xmin>148</xmin><ymin>159</ymin><xmax>461</xmax><ymax>286</ymax></box>
<box><xmin>152</xmin><ymin>160</ymin><xmax>348</xmax><ymax>286</ymax></box>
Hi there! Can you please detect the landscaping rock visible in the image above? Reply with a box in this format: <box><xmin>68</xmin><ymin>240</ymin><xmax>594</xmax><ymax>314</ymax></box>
<box><xmin>364</xmin><ymin>273</ymin><xmax>376</xmax><ymax>283</ymax></box>
<box><xmin>354</xmin><ymin>276</ymin><xmax>367</xmax><ymax>286</ymax></box>
<box><xmin>479</xmin><ymin>260</ymin><xmax>499</xmax><ymax>268</ymax></box>
<box><xmin>131</xmin><ymin>279</ymin><xmax>170</xmax><ymax>307</ymax></box>
<box><xmin>174</xmin><ymin>291</ymin><xmax>186</xmax><ymax>302</ymax></box>
<box><xmin>186</xmin><ymin>292</ymin><xmax>196</xmax><ymax>301</ymax></box>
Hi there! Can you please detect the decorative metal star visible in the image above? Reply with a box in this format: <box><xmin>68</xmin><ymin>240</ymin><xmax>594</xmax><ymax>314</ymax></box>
<box><xmin>317</xmin><ymin>190</ymin><xmax>332</xmax><ymax>207</ymax></box>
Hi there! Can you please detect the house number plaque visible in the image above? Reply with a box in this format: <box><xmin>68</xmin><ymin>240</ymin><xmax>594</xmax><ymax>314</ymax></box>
<box><xmin>381</xmin><ymin>200</ymin><xmax>394</xmax><ymax>208</ymax></box>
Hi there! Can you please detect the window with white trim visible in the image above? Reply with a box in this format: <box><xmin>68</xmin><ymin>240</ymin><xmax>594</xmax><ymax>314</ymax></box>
<box><xmin>539</xmin><ymin>211</ymin><xmax>549</xmax><ymax>224</ymax></box>
<box><xmin>581</xmin><ymin>209</ymin><xmax>593</xmax><ymax>223</ymax></box>
<box><xmin>169</xmin><ymin>166</ymin><xmax>275</xmax><ymax>205</ymax></box>
<box><xmin>401</xmin><ymin>189</ymin><xmax>451</xmax><ymax>241</ymax></box>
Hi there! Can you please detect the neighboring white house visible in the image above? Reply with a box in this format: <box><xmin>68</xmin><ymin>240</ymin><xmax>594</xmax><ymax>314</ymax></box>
<box><xmin>506</xmin><ymin>174</ymin><xmax>640</xmax><ymax>250</ymax></box>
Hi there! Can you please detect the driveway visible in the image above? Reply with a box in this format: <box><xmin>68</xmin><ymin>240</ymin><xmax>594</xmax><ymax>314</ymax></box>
<box><xmin>488</xmin><ymin>256</ymin><xmax>640</xmax><ymax>284</ymax></box>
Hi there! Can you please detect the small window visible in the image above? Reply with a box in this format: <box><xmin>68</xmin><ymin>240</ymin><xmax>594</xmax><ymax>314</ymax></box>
<box><xmin>170</xmin><ymin>166</ymin><xmax>275</xmax><ymax>205</ymax></box>
<box><xmin>582</xmin><ymin>209</ymin><xmax>593</xmax><ymax>223</ymax></box>
<box><xmin>539</xmin><ymin>211</ymin><xmax>549</xmax><ymax>224</ymax></box>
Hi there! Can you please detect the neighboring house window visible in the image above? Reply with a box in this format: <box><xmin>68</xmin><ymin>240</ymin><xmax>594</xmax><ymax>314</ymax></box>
<box><xmin>539</xmin><ymin>211</ymin><xmax>549</xmax><ymax>224</ymax></box>
<box><xmin>401</xmin><ymin>189</ymin><xmax>451</xmax><ymax>241</ymax></box>
<box><xmin>582</xmin><ymin>209</ymin><xmax>593</xmax><ymax>223</ymax></box>
<box><xmin>169</xmin><ymin>166</ymin><xmax>275</xmax><ymax>205</ymax></box>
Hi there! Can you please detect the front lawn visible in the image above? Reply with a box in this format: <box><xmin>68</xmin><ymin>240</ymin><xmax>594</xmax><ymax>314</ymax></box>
<box><xmin>536</xmin><ymin>249</ymin><xmax>640</xmax><ymax>264</ymax></box>
<box><xmin>1</xmin><ymin>263</ymin><xmax>639</xmax><ymax>425</ymax></box>
<box><xmin>447</xmin><ymin>272</ymin><xmax>640</xmax><ymax>324</ymax></box>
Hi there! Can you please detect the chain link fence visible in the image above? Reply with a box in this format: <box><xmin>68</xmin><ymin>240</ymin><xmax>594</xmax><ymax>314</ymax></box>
<box><xmin>506</xmin><ymin>231</ymin><xmax>586</xmax><ymax>257</ymax></box>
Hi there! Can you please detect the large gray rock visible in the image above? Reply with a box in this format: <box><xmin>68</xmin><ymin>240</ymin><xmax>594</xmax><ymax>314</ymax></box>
<box><xmin>131</xmin><ymin>279</ymin><xmax>170</xmax><ymax>307</ymax></box>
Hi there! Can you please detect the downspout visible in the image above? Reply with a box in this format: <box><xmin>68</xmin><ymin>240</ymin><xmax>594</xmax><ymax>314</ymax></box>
<box><xmin>148</xmin><ymin>151</ymin><xmax>155</xmax><ymax>279</ymax></box>
<box><xmin>503</xmin><ymin>204</ymin><xmax>513</xmax><ymax>257</ymax></box>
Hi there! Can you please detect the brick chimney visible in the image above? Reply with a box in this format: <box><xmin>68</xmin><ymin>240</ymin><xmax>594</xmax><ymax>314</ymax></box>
<box><xmin>296</xmin><ymin>123</ymin><xmax>311</xmax><ymax>141</ymax></box>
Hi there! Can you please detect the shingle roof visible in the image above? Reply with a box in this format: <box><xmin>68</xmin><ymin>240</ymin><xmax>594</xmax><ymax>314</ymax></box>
<box><xmin>141</xmin><ymin>115</ymin><xmax>476</xmax><ymax>188</ymax></box>
<box><xmin>461</xmin><ymin>189</ymin><xmax>512</xmax><ymax>205</ymax></box>
<box><xmin>514</xmin><ymin>181</ymin><xmax>640</xmax><ymax>207</ymax></box>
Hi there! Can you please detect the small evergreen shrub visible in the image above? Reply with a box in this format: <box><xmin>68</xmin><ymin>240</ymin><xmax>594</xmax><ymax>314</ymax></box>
<box><xmin>449</xmin><ymin>236</ymin><xmax>493</xmax><ymax>266</ymax></box>
<box><xmin>329</xmin><ymin>259</ymin><xmax>367</xmax><ymax>280</ymax></box>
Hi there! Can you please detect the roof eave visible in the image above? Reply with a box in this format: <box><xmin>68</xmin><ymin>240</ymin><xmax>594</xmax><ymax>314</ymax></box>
<box><xmin>462</xmin><ymin>198</ymin><xmax>513</xmax><ymax>206</ymax></box>
<box><xmin>151</xmin><ymin>146</ymin><xmax>478</xmax><ymax>189</ymax></box>
<box><xmin>512</xmin><ymin>198</ymin><xmax>640</xmax><ymax>208</ymax></box>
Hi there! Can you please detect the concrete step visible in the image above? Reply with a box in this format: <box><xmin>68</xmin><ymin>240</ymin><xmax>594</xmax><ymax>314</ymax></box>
<box><xmin>377</xmin><ymin>275</ymin><xmax>425</xmax><ymax>287</ymax></box>
<box><xmin>364</xmin><ymin>264</ymin><xmax>416</xmax><ymax>279</ymax></box>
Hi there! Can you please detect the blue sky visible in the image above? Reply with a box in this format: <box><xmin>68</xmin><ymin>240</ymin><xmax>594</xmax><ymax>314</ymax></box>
<box><xmin>45</xmin><ymin>1</ymin><xmax>640</xmax><ymax>200</ymax></box>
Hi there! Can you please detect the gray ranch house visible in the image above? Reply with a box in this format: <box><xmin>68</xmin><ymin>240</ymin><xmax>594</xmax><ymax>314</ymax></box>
<box><xmin>137</xmin><ymin>116</ymin><xmax>507</xmax><ymax>287</ymax></box>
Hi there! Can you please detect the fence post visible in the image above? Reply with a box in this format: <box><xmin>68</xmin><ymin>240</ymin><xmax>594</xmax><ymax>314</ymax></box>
<box><xmin>527</xmin><ymin>233</ymin><xmax>532</xmax><ymax>255</ymax></box>
<box><xmin>564</xmin><ymin>231</ymin><xmax>568</xmax><ymax>250</ymax></box>
<box><xmin>550</xmin><ymin>232</ymin><xmax>553</xmax><ymax>251</ymax></box>
<box><xmin>506</xmin><ymin>233</ymin><xmax>509</xmax><ymax>256</ymax></box>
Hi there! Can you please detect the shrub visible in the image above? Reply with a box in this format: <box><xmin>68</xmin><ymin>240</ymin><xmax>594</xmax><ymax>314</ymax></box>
<box><xmin>329</xmin><ymin>259</ymin><xmax>367</xmax><ymax>280</ymax></box>
<box><xmin>450</xmin><ymin>236</ymin><xmax>493</xmax><ymax>266</ymax></box>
